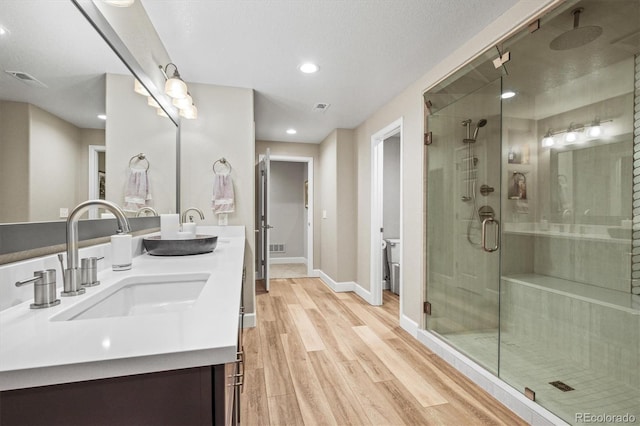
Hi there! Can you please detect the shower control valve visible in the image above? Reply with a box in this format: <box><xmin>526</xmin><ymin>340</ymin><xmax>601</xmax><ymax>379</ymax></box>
<box><xmin>480</xmin><ymin>184</ymin><xmax>495</xmax><ymax>196</ymax></box>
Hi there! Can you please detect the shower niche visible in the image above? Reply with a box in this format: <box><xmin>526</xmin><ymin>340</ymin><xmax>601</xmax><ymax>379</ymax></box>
<box><xmin>424</xmin><ymin>0</ymin><xmax>640</xmax><ymax>424</ymax></box>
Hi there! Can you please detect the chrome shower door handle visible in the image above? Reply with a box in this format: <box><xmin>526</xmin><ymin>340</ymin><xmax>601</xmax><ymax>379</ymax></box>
<box><xmin>481</xmin><ymin>218</ymin><xmax>500</xmax><ymax>252</ymax></box>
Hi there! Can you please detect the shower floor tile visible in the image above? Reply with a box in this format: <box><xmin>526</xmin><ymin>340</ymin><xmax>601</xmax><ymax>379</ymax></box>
<box><xmin>444</xmin><ymin>331</ymin><xmax>640</xmax><ymax>425</ymax></box>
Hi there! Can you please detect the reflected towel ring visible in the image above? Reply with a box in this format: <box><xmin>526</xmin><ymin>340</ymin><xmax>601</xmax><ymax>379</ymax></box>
<box><xmin>213</xmin><ymin>158</ymin><xmax>232</xmax><ymax>174</ymax></box>
<box><xmin>129</xmin><ymin>153</ymin><xmax>150</xmax><ymax>171</ymax></box>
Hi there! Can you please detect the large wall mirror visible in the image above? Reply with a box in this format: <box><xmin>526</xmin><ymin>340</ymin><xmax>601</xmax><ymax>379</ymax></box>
<box><xmin>0</xmin><ymin>1</ymin><xmax>179</xmax><ymax>259</ymax></box>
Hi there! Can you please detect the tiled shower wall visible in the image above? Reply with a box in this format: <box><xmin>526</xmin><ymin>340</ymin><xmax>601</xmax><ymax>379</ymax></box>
<box><xmin>633</xmin><ymin>53</ymin><xmax>640</xmax><ymax>302</ymax></box>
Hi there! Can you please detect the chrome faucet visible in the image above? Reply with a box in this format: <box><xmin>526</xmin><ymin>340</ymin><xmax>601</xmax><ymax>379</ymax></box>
<box><xmin>181</xmin><ymin>207</ymin><xmax>205</xmax><ymax>223</ymax></box>
<box><xmin>60</xmin><ymin>200</ymin><xmax>131</xmax><ymax>297</ymax></box>
<box><xmin>136</xmin><ymin>206</ymin><xmax>159</xmax><ymax>217</ymax></box>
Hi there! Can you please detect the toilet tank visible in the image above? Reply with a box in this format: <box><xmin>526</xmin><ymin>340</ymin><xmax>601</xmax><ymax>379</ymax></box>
<box><xmin>385</xmin><ymin>239</ymin><xmax>401</xmax><ymax>263</ymax></box>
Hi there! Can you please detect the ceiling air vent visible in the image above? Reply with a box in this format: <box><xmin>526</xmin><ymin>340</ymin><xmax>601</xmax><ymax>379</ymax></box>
<box><xmin>4</xmin><ymin>70</ymin><xmax>48</xmax><ymax>88</ymax></box>
<box><xmin>312</xmin><ymin>102</ymin><xmax>330</xmax><ymax>112</ymax></box>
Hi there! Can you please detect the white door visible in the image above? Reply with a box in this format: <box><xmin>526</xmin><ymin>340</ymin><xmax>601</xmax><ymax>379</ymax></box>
<box><xmin>258</xmin><ymin>149</ymin><xmax>273</xmax><ymax>291</ymax></box>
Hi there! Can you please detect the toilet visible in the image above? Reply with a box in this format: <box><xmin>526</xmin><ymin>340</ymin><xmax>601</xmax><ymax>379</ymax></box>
<box><xmin>384</xmin><ymin>238</ymin><xmax>400</xmax><ymax>295</ymax></box>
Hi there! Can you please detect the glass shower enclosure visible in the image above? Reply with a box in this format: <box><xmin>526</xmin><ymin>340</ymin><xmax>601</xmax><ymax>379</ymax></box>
<box><xmin>425</xmin><ymin>1</ymin><xmax>640</xmax><ymax>424</ymax></box>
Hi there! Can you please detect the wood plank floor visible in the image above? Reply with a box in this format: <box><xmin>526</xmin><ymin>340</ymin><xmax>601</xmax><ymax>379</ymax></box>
<box><xmin>241</xmin><ymin>278</ymin><xmax>527</xmax><ymax>426</ymax></box>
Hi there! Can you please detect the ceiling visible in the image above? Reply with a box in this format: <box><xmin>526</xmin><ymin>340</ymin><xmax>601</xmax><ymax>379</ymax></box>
<box><xmin>0</xmin><ymin>1</ymin><xmax>523</xmax><ymax>141</ymax></box>
<box><xmin>0</xmin><ymin>1</ymin><xmax>128</xmax><ymax>130</ymax></box>
<box><xmin>140</xmin><ymin>0</ymin><xmax>521</xmax><ymax>143</ymax></box>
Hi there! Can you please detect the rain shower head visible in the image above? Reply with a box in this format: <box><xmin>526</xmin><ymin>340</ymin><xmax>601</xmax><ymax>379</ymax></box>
<box><xmin>550</xmin><ymin>8</ymin><xmax>602</xmax><ymax>51</ymax></box>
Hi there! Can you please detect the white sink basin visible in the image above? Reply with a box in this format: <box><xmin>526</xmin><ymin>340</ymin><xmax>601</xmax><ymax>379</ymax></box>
<box><xmin>51</xmin><ymin>273</ymin><xmax>210</xmax><ymax>321</ymax></box>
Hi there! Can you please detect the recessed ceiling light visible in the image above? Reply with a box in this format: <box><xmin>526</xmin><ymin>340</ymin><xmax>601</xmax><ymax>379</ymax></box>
<box><xmin>97</xmin><ymin>114</ymin><xmax>107</xmax><ymax>120</ymax></box>
<box><xmin>286</xmin><ymin>129</ymin><xmax>297</xmax><ymax>135</ymax></box>
<box><xmin>0</xmin><ymin>25</ymin><xmax>8</xmax><ymax>36</ymax></box>
<box><xmin>299</xmin><ymin>63</ymin><xmax>319</xmax><ymax>74</ymax></box>
<box><xmin>501</xmin><ymin>91</ymin><xmax>516</xmax><ymax>99</ymax></box>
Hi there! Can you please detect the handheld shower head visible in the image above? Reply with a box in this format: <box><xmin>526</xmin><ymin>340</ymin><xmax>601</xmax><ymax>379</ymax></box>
<box><xmin>472</xmin><ymin>118</ymin><xmax>488</xmax><ymax>140</ymax></box>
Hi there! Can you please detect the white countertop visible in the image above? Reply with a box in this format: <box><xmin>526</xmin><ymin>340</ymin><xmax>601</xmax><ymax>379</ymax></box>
<box><xmin>0</xmin><ymin>226</ymin><xmax>245</xmax><ymax>391</ymax></box>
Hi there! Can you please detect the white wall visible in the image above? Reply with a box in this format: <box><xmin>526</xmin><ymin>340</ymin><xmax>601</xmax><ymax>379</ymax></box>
<box><xmin>383</xmin><ymin>136</ymin><xmax>401</xmax><ymax>239</ymax></box>
<box><xmin>179</xmin><ymin>82</ymin><xmax>256</xmax><ymax>316</ymax></box>
<box><xmin>352</xmin><ymin>0</ymin><xmax>561</xmax><ymax>324</ymax></box>
<box><xmin>269</xmin><ymin>161</ymin><xmax>306</xmax><ymax>259</ymax></box>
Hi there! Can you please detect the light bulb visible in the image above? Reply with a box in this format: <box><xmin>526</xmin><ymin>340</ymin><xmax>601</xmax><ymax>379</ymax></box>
<box><xmin>541</xmin><ymin>135</ymin><xmax>554</xmax><ymax>148</ymax></box>
<box><xmin>134</xmin><ymin>79</ymin><xmax>149</xmax><ymax>96</ymax></box>
<box><xmin>565</xmin><ymin>131</ymin><xmax>577</xmax><ymax>143</ymax></box>
<box><xmin>173</xmin><ymin>94</ymin><xmax>193</xmax><ymax>109</ymax></box>
<box><xmin>587</xmin><ymin>125</ymin><xmax>601</xmax><ymax>138</ymax></box>
<box><xmin>180</xmin><ymin>104</ymin><xmax>198</xmax><ymax>120</ymax></box>
<box><xmin>156</xmin><ymin>108</ymin><xmax>168</xmax><ymax>118</ymax></box>
<box><xmin>165</xmin><ymin>77</ymin><xmax>188</xmax><ymax>99</ymax></box>
<box><xmin>147</xmin><ymin>97</ymin><xmax>160</xmax><ymax>108</ymax></box>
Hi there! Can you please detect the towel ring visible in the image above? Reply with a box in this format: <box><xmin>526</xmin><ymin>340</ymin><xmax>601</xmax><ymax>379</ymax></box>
<box><xmin>213</xmin><ymin>158</ymin><xmax>232</xmax><ymax>175</ymax></box>
<box><xmin>129</xmin><ymin>153</ymin><xmax>150</xmax><ymax>171</ymax></box>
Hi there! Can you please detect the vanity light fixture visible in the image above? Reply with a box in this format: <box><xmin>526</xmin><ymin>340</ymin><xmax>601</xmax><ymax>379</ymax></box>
<box><xmin>134</xmin><ymin>79</ymin><xmax>149</xmax><ymax>96</ymax></box>
<box><xmin>180</xmin><ymin>103</ymin><xmax>198</xmax><ymax>120</ymax></box>
<box><xmin>540</xmin><ymin>118</ymin><xmax>612</xmax><ymax>148</ymax></box>
<box><xmin>147</xmin><ymin>96</ymin><xmax>160</xmax><ymax>108</ymax></box>
<box><xmin>541</xmin><ymin>130</ymin><xmax>555</xmax><ymax>148</ymax></box>
<box><xmin>501</xmin><ymin>90</ymin><xmax>516</xmax><ymax>99</ymax></box>
<box><xmin>299</xmin><ymin>63</ymin><xmax>319</xmax><ymax>74</ymax></box>
<box><xmin>172</xmin><ymin>93</ymin><xmax>193</xmax><ymax>110</ymax></box>
<box><xmin>160</xmin><ymin>63</ymin><xmax>188</xmax><ymax>99</ymax></box>
<box><xmin>564</xmin><ymin>123</ymin><xmax>578</xmax><ymax>143</ymax></box>
<box><xmin>587</xmin><ymin>119</ymin><xmax>602</xmax><ymax>137</ymax></box>
<box><xmin>157</xmin><ymin>108</ymin><xmax>169</xmax><ymax>118</ymax></box>
<box><xmin>286</xmin><ymin>128</ymin><xmax>297</xmax><ymax>135</ymax></box>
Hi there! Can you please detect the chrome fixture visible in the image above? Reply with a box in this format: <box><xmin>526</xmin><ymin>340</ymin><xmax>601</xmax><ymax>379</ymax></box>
<box><xmin>136</xmin><ymin>206</ymin><xmax>158</xmax><ymax>217</ymax></box>
<box><xmin>61</xmin><ymin>200</ymin><xmax>131</xmax><ymax>297</ymax></box>
<box><xmin>540</xmin><ymin>118</ymin><xmax>612</xmax><ymax>148</ymax></box>
<box><xmin>158</xmin><ymin>63</ymin><xmax>198</xmax><ymax>119</ymax></box>
<box><xmin>15</xmin><ymin>269</ymin><xmax>60</xmax><ymax>309</ymax></box>
<box><xmin>550</xmin><ymin>7</ymin><xmax>602</xmax><ymax>51</ymax></box>
<box><xmin>81</xmin><ymin>257</ymin><xmax>103</xmax><ymax>287</ymax></box>
<box><xmin>181</xmin><ymin>207</ymin><xmax>205</xmax><ymax>223</ymax></box>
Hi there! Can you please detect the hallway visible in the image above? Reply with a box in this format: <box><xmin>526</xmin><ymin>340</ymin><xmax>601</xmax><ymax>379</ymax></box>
<box><xmin>241</xmin><ymin>278</ymin><xmax>525</xmax><ymax>425</ymax></box>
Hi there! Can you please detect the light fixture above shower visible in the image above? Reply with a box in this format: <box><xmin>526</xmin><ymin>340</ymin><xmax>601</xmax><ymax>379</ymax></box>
<box><xmin>539</xmin><ymin>118</ymin><xmax>611</xmax><ymax>148</ymax></box>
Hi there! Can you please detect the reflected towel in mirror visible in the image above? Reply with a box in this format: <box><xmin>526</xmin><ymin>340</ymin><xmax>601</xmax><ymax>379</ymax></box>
<box><xmin>212</xmin><ymin>174</ymin><xmax>235</xmax><ymax>214</ymax></box>
<box><xmin>124</xmin><ymin>168</ymin><xmax>152</xmax><ymax>211</ymax></box>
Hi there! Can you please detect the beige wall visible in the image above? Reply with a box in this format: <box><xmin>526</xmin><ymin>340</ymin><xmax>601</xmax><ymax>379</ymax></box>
<box><xmin>256</xmin><ymin>140</ymin><xmax>321</xmax><ymax>268</ymax></box>
<box><xmin>106</xmin><ymin>73</ymin><xmax>176</xmax><ymax>215</ymax></box>
<box><xmin>180</xmin><ymin>82</ymin><xmax>255</xmax><ymax>315</ymax></box>
<box><xmin>319</xmin><ymin>131</ymin><xmax>338</xmax><ymax>278</ymax></box>
<box><xmin>352</xmin><ymin>0</ymin><xmax>561</xmax><ymax>324</ymax></box>
<box><xmin>0</xmin><ymin>102</ymin><xmax>29</xmax><ymax>223</ymax></box>
<box><xmin>29</xmin><ymin>105</ymin><xmax>82</xmax><ymax>222</ymax></box>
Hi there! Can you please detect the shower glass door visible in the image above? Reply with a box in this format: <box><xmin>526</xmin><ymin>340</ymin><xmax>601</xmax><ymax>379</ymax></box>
<box><xmin>426</xmin><ymin>78</ymin><xmax>503</xmax><ymax>374</ymax></box>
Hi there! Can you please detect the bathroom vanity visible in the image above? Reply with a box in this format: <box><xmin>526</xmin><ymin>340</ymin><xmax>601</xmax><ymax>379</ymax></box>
<box><xmin>0</xmin><ymin>226</ymin><xmax>245</xmax><ymax>425</ymax></box>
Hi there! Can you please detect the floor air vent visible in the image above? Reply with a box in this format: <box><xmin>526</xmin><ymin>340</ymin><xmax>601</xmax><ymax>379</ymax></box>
<box><xmin>549</xmin><ymin>381</ymin><xmax>574</xmax><ymax>392</ymax></box>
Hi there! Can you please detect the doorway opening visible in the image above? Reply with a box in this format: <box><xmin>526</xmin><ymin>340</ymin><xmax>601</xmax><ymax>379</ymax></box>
<box><xmin>256</xmin><ymin>151</ymin><xmax>314</xmax><ymax>291</ymax></box>
<box><xmin>370</xmin><ymin>118</ymin><xmax>403</xmax><ymax>313</ymax></box>
<box><xmin>88</xmin><ymin>145</ymin><xmax>106</xmax><ymax>219</ymax></box>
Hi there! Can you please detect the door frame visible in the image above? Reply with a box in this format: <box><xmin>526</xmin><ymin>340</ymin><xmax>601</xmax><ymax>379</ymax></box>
<box><xmin>88</xmin><ymin>145</ymin><xmax>106</xmax><ymax>219</ymax></box>
<box><xmin>269</xmin><ymin>155</ymin><xmax>315</xmax><ymax>276</ymax></box>
<box><xmin>370</xmin><ymin>118</ymin><xmax>403</xmax><ymax>308</ymax></box>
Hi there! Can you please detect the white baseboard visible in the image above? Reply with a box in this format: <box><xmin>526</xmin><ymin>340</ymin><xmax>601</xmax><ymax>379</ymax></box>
<box><xmin>400</xmin><ymin>314</ymin><xmax>418</xmax><ymax>336</ymax></box>
<box><xmin>416</xmin><ymin>330</ymin><xmax>568</xmax><ymax>426</ymax></box>
<box><xmin>354</xmin><ymin>282</ymin><xmax>374</xmax><ymax>304</ymax></box>
<box><xmin>319</xmin><ymin>270</ymin><xmax>355</xmax><ymax>292</ymax></box>
<box><xmin>309</xmin><ymin>269</ymin><xmax>321</xmax><ymax>278</ymax></box>
<box><xmin>270</xmin><ymin>257</ymin><xmax>306</xmax><ymax>265</ymax></box>
<box><xmin>243</xmin><ymin>312</ymin><xmax>256</xmax><ymax>328</ymax></box>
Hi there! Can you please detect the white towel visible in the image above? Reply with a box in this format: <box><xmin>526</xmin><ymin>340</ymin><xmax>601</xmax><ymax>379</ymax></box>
<box><xmin>212</xmin><ymin>174</ymin><xmax>235</xmax><ymax>214</ymax></box>
<box><xmin>123</xmin><ymin>168</ymin><xmax>152</xmax><ymax>211</ymax></box>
